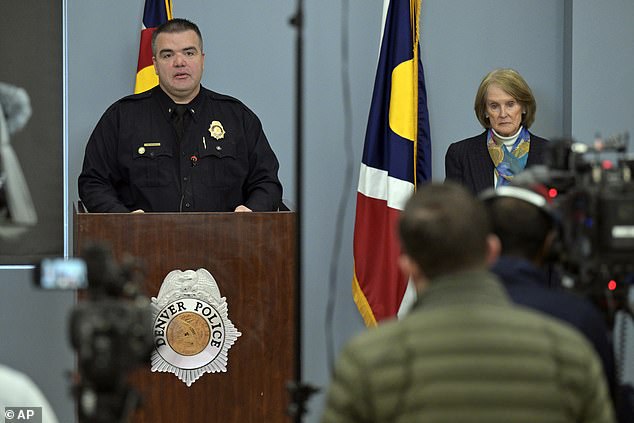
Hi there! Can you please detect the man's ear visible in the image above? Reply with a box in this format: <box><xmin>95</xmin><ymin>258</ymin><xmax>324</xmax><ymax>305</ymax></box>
<box><xmin>486</xmin><ymin>234</ymin><xmax>501</xmax><ymax>266</ymax></box>
<box><xmin>398</xmin><ymin>254</ymin><xmax>417</xmax><ymax>278</ymax></box>
<box><xmin>536</xmin><ymin>229</ymin><xmax>558</xmax><ymax>265</ymax></box>
<box><xmin>399</xmin><ymin>254</ymin><xmax>428</xmax><ymax>292</ymax></box>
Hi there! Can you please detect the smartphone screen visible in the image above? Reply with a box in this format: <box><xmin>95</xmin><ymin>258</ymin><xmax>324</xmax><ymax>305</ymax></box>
<box><xmin>36</xmin><ymin>258</ymin><xmax>88</xmax><ymax>289</ymax></box>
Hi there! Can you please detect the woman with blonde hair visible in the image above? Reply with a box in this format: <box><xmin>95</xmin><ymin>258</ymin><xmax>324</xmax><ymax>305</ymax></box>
<box><xmin>445</xmin><ymin>68</ymin><xmax>549</xmax><ymax>194</ymax></box>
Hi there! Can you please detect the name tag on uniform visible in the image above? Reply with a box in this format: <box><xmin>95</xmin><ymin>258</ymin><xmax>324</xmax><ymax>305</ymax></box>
<box><xmin>138</xmin><ymin>142</ymin><xmax>161</xmax><ymax>155</ymax></box>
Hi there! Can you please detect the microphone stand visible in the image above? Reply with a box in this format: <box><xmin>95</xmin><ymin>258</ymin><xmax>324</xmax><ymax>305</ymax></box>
<box><xmin>287</xmin><ymin>1</ymin><xmax>319</xmax><ymax>421</ymax></box>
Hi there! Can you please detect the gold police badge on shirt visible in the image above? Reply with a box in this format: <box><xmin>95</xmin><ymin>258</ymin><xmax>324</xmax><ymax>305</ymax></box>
<box><xmin>208</xmin><ymin>120</ymin><xmax>225</xmax><ymax>140</ymax></box>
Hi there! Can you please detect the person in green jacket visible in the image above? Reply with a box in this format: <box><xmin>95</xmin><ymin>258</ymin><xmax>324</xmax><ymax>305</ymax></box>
<box><xmin>321</xmin><ymin>182</ymin><xmax>615</xmax><ymax>423</ymax></box>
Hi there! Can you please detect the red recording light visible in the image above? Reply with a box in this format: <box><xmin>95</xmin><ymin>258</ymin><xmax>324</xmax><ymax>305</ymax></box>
<box><xmin>608</xmin><ymin>280</ymin><xmax>617</xmax><ymax>291</ymax></box>
<box><xmin>602</xmin><ymin>160</ymin><xmax>613</xmax><ymax>170</ymax></box>
<box><xmin>547</xmin><ymin>188</ymin><xmax>558</xmax><ymax>199</ymax></box>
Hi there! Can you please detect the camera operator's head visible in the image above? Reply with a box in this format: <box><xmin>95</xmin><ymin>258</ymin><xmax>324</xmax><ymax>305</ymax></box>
<box><xmin>481</xmin><ymin>185</ymin><xmax>557</xmax><ymax>265</ymax></box>
<box><xmin>398</xmin><ymin>182</ymin><xmax>500</xmax><ymax>290</ymax></box>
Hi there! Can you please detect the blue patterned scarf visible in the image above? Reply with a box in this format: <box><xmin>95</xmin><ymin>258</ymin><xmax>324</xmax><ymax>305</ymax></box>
<box><xmin>487</xmin><ymin>127</ymin><xmax>530</xmax><ymax>187</ymax></box>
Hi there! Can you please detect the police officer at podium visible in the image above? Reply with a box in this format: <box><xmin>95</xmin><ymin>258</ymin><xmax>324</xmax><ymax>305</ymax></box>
<box><xmin>79</xmin><ymin>18</ymin><xmax>282</xmax><ymax>213</ymax></box>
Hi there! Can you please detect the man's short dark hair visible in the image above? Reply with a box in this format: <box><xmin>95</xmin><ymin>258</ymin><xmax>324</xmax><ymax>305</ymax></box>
<box><xmin>151</xmin><ymin>18</ymin><xmax>203</xmax><ymax>56</ymax></box>
<box><xmin>485</xmin><ymin>196</ymin><xmax>554</xmax><ymax>260</ymax></box>
<box><xmin>399</xmin><ymin>182</ymin><xmax>491</xmax><ymax>279</ymax></box>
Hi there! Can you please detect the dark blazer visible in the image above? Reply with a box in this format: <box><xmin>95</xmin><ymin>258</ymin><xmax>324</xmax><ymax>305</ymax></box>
<box><xmin>445</xmin><ymin>130</ymin><xmax>549</xmax><ymax>194</ymax></box>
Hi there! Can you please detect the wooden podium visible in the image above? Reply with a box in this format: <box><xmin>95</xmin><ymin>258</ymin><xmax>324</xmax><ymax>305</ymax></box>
<box><xmin>74</xmin><ymin>210</ymin><xmax>297</xmax><ymax>423</ymax></box>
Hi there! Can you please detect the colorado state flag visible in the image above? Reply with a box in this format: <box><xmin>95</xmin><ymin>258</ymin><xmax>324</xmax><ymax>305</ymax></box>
<box><xmin>352</xmin><ymin>0</ymin><xmax>431</xmax><ymax>326</ymax></box>
<box><xmin>134</xmin><ymin>0</ymin><xmax>173</xmax><ymax>93</ymax></box>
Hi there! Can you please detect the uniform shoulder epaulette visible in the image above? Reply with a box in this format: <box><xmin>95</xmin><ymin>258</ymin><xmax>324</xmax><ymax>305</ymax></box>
<box><xmin>205</xmin><ymin>88</ymin><xmax>241</xmax><ymax>104</ymax></box>
<box><xmin>119</xmin><ymin>90</ymin><xmax>153</xmax><ymax>103</ymax></box>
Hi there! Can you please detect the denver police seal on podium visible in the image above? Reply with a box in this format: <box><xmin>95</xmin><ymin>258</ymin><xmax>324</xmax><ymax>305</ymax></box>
<box><xmin>151</xmin><ymin>268</ymin><xmax>241</xmax><ymax>387</ymax></box>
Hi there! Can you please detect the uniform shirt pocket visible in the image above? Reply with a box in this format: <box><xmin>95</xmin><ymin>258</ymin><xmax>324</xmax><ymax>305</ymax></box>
<box><xmin>131</xmin><ymin>144</ymin><xmax>174</xmax><ymax>187</ymax></box>
<box><xmin>198</xmin><ymin>140</ymin><xmax>247</xmax><ymax>188</ymax></box>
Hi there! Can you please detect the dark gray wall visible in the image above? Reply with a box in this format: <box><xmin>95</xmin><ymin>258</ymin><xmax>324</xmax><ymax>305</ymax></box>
<box><xmin>571</xmin><ymin>0</ymin><xmax>634</xmax><ymax>144</ymax></box>
<box><xmin>0</xmin><ymin>1</ymin><xmax>64</xmax><ymax>263</ymax></box>
<box><xmin>1</xmin><ymin>1</ymin><xmax>632</xmax><ymax>423</ymax></box>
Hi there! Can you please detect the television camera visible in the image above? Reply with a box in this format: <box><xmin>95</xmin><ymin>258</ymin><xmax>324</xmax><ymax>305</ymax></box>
<box><xmin>514</xmin><ymin>132</ymin><xmax>634</xmax><ymax>325</ymax></box>
<box><xmin>36</xmin><ymin>244</ymin><xmax>154</xmax><ymax>423</ymax></box>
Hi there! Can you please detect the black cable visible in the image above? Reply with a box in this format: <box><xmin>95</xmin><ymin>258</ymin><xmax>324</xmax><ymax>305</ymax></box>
<box><xmin>325</xmin><ymin>0</ymin><xmax>355</xmax><ymax>374</ymax></box>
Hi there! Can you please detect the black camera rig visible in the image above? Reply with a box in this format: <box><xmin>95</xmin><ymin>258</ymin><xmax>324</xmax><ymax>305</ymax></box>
<box><xmin>515</xmin><ymin>132</ymin><xmax>634</xmax><ymax>325</ymax></box>
<box><xmin>69</xmin><ymin>243</ymin><xmax>154</xmax><ymax>423</ymax></box>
